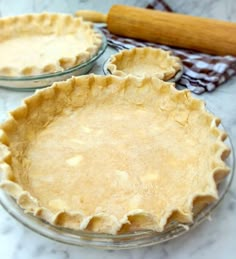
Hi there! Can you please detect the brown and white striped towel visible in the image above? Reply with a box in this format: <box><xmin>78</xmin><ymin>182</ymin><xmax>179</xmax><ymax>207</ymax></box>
<box><xmin>101</xmin><ymin>0</ymin><xmax>236</xmax><ymax>94</ymax></box>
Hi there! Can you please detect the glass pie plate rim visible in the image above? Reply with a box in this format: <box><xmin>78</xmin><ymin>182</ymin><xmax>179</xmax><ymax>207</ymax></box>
<box><xmin>0</xmin><ymin>28</ymin><xmax>107</xmax><ymax>91</ymax></box>
<box><xmin>0</xmin><ymin>126</ymin><xmax>234</xmax><ymax>250</ymax></box>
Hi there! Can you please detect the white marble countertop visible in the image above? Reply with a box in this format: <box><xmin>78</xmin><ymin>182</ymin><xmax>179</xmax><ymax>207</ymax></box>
<box><xmin>0</xmin><ymin>0</ymin><xmax>236</xmax><ymax>258</ymax></box>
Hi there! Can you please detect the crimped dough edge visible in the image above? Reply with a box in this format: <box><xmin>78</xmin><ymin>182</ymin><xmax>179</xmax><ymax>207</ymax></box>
<box><xmin>0</xmin><ymin>75</ymin><xmax>230</xmax><ymax>234</ymax></box>
<box><xmin>0</xmin><ymin>13</ymin><xmax>102</xmax><ymax>76</ymax></box>
<box><xmin>107</xmin><ymin>47</ymin><xmax>182</xmax><ymax>81</ymax></box>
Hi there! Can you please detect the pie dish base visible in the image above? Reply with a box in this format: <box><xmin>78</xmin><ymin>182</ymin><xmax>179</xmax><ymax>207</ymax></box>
<box><xmin>0</xmin><ymin>132</ymin><xmax>234</xmax><ymax>249</ymax></box>
<box><xmin>103</xmin><ymin>57</ymin><xmax>184</xmax><ymax>83</ymax></box>
<box><xmin>105</xmin><ymin>47</ymin><xmax>182</xmax><ymax>80</ymax></box>
<box><xmin>0</xmin><ymin>29</ymin><xmax>107</xmax><ymax>90</ymax></box>
<box><xmin>0</xmin><ymin>74</ymin><xmax>231</xmax><ymax>235</ymax></box>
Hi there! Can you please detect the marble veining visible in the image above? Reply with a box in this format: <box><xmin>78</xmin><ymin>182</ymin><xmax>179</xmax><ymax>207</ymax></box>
<box><xmin>0</xmin><ymin>0</ymin><xmax>236</xmax><ymax>258</ymax></box>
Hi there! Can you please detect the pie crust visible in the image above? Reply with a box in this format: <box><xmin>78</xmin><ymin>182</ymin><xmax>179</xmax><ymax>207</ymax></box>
<box><xmin>107</xmin><ymin>47</ymin><xmax>182</xmax><ymax>80</ymax></box>
<box><xmin>0</xmin><ymin>13</ymin><xmax>102</xmax><ymax>76</ymax></box>
<box><xmin>0</xmin><ymin>75</ymin><xmax>230</xmax><ymax>234</ymax></box>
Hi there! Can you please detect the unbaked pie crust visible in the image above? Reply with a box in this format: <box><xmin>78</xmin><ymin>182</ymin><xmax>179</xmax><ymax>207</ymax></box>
<box><xmin>0</xmin><ymin>75</ymin><xmax>230</xmax><ymax>234</ymax></box>
<box><xmin>107</xmin><ymin>47</ymin><xmax>182</xmax><ymax>80</ymax></box>
<box><xmin>0</xmin><ymin>13</ymin><xmax>102</xmax><ymax>76</ymax></box>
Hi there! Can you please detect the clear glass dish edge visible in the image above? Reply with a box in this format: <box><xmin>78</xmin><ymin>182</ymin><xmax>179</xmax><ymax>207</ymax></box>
<box><xmin>0</xmin><ymin>111</ymin><xmax>234</xmax><ymax>250</ymax></box>
<box><xmin>0</xmin><ymin>28</ymin><xmax>107</xmax><ymax>90</ymax></box>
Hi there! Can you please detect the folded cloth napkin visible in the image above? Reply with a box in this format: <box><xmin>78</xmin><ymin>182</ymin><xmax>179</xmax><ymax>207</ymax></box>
<box><xmin>101</xmin><ymin>0</ymin><xmax>236</xmax><ymax>94</ymax></box>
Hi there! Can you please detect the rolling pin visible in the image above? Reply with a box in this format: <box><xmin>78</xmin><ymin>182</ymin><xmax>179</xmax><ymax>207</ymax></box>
<box><xmin>76</xmin><ymin>5</ymin><xmax>236</xmax><ymax>56</ymax></box>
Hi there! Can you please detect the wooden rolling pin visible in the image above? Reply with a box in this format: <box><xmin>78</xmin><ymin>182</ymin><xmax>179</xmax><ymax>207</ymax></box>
<box><xmin>76</xmin><ymin>5</ymin><xmax>236</xmax><ymax>56</ymax></box>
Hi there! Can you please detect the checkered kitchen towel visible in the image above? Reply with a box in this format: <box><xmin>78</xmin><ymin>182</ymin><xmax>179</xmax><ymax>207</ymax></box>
<box><xmin>101</xmin><ymin>0</ymin><xmax>236</xmax><ymax>94</ymax></box>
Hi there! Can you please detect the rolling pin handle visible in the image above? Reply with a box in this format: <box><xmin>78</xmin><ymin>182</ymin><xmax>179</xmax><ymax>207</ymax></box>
<box><xmin>75</xmin><ymin>10</ymin><xmax>107</xmax><ymax>23</ymax></box>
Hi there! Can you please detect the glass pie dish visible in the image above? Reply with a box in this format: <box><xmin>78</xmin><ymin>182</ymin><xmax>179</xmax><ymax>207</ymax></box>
<box><xmin>103</xmin><ymin>57</ymin><xmax>184</xmax><ymax>83</ymax></box>
<box><xmin>102</xmin><ymin>47</ymin><xmax>184</xmax><ymax>83</ymax></box>
<box><xmin>0</xmin><ymin>29</ymin><xmax>107</xmax><ymax>91</ymax></box>
<box><xmin>0</xmin><ymin>125</ymin><xmax>234</xmax><ymax>250</ymax></box>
